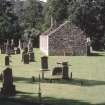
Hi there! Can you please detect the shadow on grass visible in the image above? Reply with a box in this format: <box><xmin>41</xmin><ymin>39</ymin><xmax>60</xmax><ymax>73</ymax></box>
<box><xmin>14</xmin><ymin>76</ymin><xmax>105</xmax><ymax>87</ymax></box>
<box><xmin>43</xmin><ymin>97</ymin><xmax>105</xmax><ymax>105</ymax></box>
<box><xmin>89</xmin><ymin>52</ymin><xmax>105</xmax><ymax>56</ymax></box>
<box><xmin>0</xmin><ymin>96</ymin><xmax>40</xmax><ymax>105</ymax></box>
<box><xmin>0</xmin><ymin>96</ymin><xmax>105</xmax><ymax>105</ymax></box>
<box><xmin>16</xmin><ymin>91</ymin><xmax>35</xmax><ymax>95</ymax></box>
<box><xmin>14</xmin><ymin>77</ymin><xmax>35</xmax><ymax>84</ymax></box>
<box><xmin>43</xmin><ymin>97</ymin><xmax>92</xmax><ymax>105</ymax></box>
<box><xmin>43</xmin><ymin>78</ymin><xmax>105</xmax><ymax>87</ymax></box>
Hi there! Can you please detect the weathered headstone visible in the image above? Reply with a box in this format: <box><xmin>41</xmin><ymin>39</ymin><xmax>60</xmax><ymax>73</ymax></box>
<box><xmin>41</xmin><ymin>56</ymin><xmax>48</xmax><ymax>79</ymax></box>
<box><xmin>1</xmin><ymin>45</ymin><xmax>5</xmax><ymax>54</ymax></box>
<box><xmin>18</xmin><ymin>40</ymin><xmax>21</xmax><ymax>49</ymax></box>
<box><xmin>16</xmin><ymin>40</ymin><xmax>21</xmax><ymax>54</ymax></box>
<box><xmin>28</xmin><ymin>39</ymin><xmax>35</xmax><ymax>62</ymax></box>
<box><xmin>22</xmin><ymin>47</ymin><xmax>28</xmax><ymax>62</ymax></box>
<box><xmin>41</xmin><ymin>56</ymin><xmax>48</xmax><ymax>70</ymax></box>
<box><xmin>87</xmin><ymin>37</ymin><xmax>91</xmax><ymax>55</ymax></box>
<box><xmin>16</xmin><ymin>47</ymin><xmax>20</xmax><ymax>54</ymax></box>
<box><xmin>23</xmin><ymin>41</ymin><xmax>28</xmax><ymax>50</ymax></box>
<box><xmin>23</xmin><ymin>53</ymin><xmax>29</xmax><ymax>64</ymax></box>
<box><xmin>5</xmin><ymin>56</ymin><xmax>10</xmax><ymax>66</ymax></box>
<box><xmin>29</xmin><ymin>52</ymin><xmax>35</xmax><ymax>62</ymax></box>
<box><xmin>6</xmin><ymin>40</ymin><xmax>11</xmax><ymax>55</ymax></box>
<box><xmin>28</xmin><ymin>39</ymin><xmax>33</xmax><ymax>53</ymax></box>
<box><xmin>87</xmin><ymin>46</ymin><xmax>91</xmax><ymax>55</ymax></box>
<box><xmin>0</xmin><ymin>67</ymin><xmax>16</xmax><ymax>96</ymax></box>
<box><xmin>52</xmin><ymin>67</ymin><xmax>62</xmax><ymax>75</ymax></box>
<box><xmin>10</xmin><ymin>39</ymin><xmax>15</xmax><ymax>54</ymax></box>
<box><xmin>62</xmin><ymin>62</ymin><xmax>69</xmax><ymax>79</ymax></box>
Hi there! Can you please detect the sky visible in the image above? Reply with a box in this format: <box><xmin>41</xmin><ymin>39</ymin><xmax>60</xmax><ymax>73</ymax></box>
<box><xmin>40</xmin><ymin>0</ymin><xmax>46</xmax><ymax>2</ymax></box>
<box><xmin>22</xmin><ymin>0</ymin><xmax>46</xmax><ymax>2</ymax></box>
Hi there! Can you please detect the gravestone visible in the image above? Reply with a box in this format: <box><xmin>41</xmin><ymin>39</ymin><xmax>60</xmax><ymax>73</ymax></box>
<box><xmin>22</xmin><ymin>47</ymin><xmax>28</xmax><ymax>62</ymax></box>
<box><xmin>6</xmin><ymin>40</ymin><xmax>11</xmax><ymax>55</ymax></box>
<box><xmin>41</xmin><ymin>56</ymin><xmax>48</xmax><ymax>79</ymax></box>
<box><xmin>52</xmin><ymin>67</ymin><xmax>62</xmax><ymax>75</ymax></box>
<box><xmin>62</xmin><ymin>62</ymin><xmax>69</xmax><ymax>79</ymax></box>
<box><xmin>10</xmin><ymin>39</ymin><xmax>15</xmax><ymax>54</ymax></box>
<box><xmin>87</xmin><ymin>46</ymin><xmax>91</xmax><ymax>55</ymax></box>
<box><xmin>16</xmin><ymin>40</ymin><xmax>21</xmax><ymax>54</ymax></box>
<box><xmin>23</xmin><ymin>53</ymin><xmax>29</xmax><ymax>64</ymax></box>
<box><xmin>28</xmin><ymin>39</ymin><xmax>35</xmax><ymax>62</ymax></box>
<box><xmin>1</xmin><ymin>45</ymin><xmax>5</xmax><ymax>54</ymax></box>
<box><xmin>16</xmin><ymin>47</ymin><xmax>20</xmax><ymax>54</ymax></box>
<box><xmin>29</xmin><ymin>52</ymin><xmax>35</xmax><ymax>62</ymax></box>
<box><xmin>87</xmin><ymin>37</ymin><xmax>91</xmax><ymax>55</ymax></box>
<box><xmin>0</xmin><ymin>67</ymin><xmax>16</xmax><ymax>96</ymax></box>
<box><xmin>5</xmin><ymin>56</ymin><xmax>10</xmax><ymax>66</ymax></box>
<box><xmin>18</xmin><ymin>40</ymin><xmax>21</xmax><ymax>49</ymax></box>
<box><xmin>41</xmin><ymin>56</ymin><xmax>48</xmax><ymax>70</ymax></box>
<box><xmin>28</xmin><ymin>39</ymin><xmax>33</xmax><ymax>53</ymax></box>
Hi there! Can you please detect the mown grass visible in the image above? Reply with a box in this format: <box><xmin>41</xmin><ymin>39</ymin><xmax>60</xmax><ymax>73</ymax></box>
<box><xmin>0</xmin><ymin>49</ymin><xmax>105</xmax><ymax>105</ymax></box>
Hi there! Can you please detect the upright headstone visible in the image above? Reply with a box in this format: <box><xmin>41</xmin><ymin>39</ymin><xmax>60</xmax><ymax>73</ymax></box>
<box><xmin>0</xmin><ymin>67</ymin><xmax>16</xmax><ymax>96</ymax></box>
<box><xmin>1</xmin><ymin>44</ymin><xmax>5</xmax><ymax>54</ymax></box>
<box><xmin>23</xmin><ymin>53</ymin><xmax>29</xmax><ymax>64</ymax></box>
<box><xmin>62</xmin><ymin>62</ymin><xmax>69</xmax><ymax>80</ymax></box>
<box><xmin>18</xmin><ymin>40</ymin><xmax>21</xmax><ymax>49</ymax></box>
<box><xmin>5</xmin><ymin>56</ymin><xmax>10</xmax><ymax>66</ymax></box>
<box><xmin>10</xmin><ymin>39</ymin><xmax>15</xmax><ymax>54</ymax></box>
<box><xmin>41</xmin><ymin>56</ymin><xmax>48</xmax><ymax>79</ymax></box>
<box><xmin>6</xmin><ymin>40</ymin><xmax>11</xmax><ymax>55</ymax></box>
<box><xmin>87</xmin><ymin>37</ymin><xmax>91</xmax><ymax>55</ymax></box>
<box><xmin>22</xmin><ymin>47</ymin><xmax>29</xmax><ymax>64</ymax></box>
<box><xmin>28</xmin><ymin>39</ymin><xmax>35</xmax><ymax>62</ymax></box>
<box><xmin>23</xmin><ymin>41</ymin><xmax>28</xmax><ymax>50</ymax></box>
<box><xmin>41</xmin><ymin>56</ymin><xmax>48</xmax><ymax>70</ymax></box>
<box><xmin>16</xmin><ymin>40</ymin><xmax>21</xmax><ymax>54</ymax></box>
<box><xmin>28</xmin><ymin>39</ymin><xmax>33</xmax><ymax>53</ymax></box>
<box><xmin>52</xmin><ymin>67</ymin><xmax>62</xmax><ymax>75</ymax></box>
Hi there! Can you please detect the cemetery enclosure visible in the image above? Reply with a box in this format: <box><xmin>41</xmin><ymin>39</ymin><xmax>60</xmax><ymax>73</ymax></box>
<box><xmin>0</xmin><ymin>49</ymin><xmax>105</xmax><ymax>105</ymax></box>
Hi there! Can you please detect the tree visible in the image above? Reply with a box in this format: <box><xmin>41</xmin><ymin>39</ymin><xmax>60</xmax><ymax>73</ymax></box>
<box><xmin>68</xmin><ymin>0</ymin><xmax>105</xmax><ymax>50</ymax></box>
<box><xmin>23</xmin><ymin>0</ymin><xmax>43</xmax><ymax>30</ymax></box>
<box><xmin>44</xmin><ymin>0</ymin><xmax>69</xmax><ymax>29</ymax></box>
<box><xmin>0</xmin><ymin>0</ymin><xmax>21</xmax><ymax>44</ymax></box>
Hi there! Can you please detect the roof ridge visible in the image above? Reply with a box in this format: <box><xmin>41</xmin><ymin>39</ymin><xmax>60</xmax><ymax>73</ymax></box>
<box><xmin>48</xmin><ymin>21</ymin><xmax>70</xmax><ymax>36</ymax></box>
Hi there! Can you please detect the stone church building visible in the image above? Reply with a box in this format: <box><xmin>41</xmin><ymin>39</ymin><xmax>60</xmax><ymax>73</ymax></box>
<box><xmin>40</xmin><ymin>21</ymin><xmax>90</xmax><ymax>56</ymax></box>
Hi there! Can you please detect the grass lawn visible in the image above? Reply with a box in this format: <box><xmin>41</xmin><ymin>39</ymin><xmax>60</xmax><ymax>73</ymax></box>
<box><xmin>0</xmin><ymin>49</ymin><xmax>105</xmax><ymax>105</ymax></box>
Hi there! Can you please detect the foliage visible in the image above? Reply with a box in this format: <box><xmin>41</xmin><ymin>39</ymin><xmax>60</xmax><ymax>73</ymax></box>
<box><xmin>23</xmin><ymin>0</ymin><xmax>44</xmax><ymax>31</ymax></box>
<box><xmin>0</xmin><ymin>0</ymin><xmax>21</xmax><ymax>43</ymax></box>
<box><xmin>68</xmin><ymin>0</ymin><xmax>105</xmax><ymax>50</ymax></box>
<box><xmin>43</xmin><ymin>0</ymin><xmax>69</xmax><ymax>29</ymax></box>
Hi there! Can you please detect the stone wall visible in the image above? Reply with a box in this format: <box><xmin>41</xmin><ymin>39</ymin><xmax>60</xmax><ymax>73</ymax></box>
<box><xmin>49</xmin><ymin>21</ymin><xmax>87</xmax><ymax>56</ymax></box>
